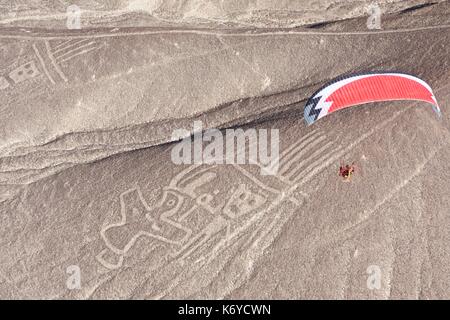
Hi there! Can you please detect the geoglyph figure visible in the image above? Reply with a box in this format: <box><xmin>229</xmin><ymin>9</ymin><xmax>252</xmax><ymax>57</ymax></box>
<box><xmin>97</xmin><ymin>164</ymin><xmax>285</xmax><ymax>270</ymax></box>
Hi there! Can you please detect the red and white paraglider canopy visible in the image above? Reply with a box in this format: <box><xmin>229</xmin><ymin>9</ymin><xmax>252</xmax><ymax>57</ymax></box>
<box><xmin>304</xmin><ymin>72</ymin><xmax>441</xmax><ymax>125</ymax></box>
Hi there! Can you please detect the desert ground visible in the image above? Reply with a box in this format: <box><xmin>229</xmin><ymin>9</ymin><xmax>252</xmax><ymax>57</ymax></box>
<box><xmin>0</xmin><ymin>0</ymin><xmax>449</xmax><ymax>299</ymax></box>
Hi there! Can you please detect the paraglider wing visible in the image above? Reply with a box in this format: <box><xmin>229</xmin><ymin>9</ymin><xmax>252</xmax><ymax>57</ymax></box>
<box><xmin>304</xmin><ymin>72</ymin><xmax>440</xmax><ymax>125</ymax></box>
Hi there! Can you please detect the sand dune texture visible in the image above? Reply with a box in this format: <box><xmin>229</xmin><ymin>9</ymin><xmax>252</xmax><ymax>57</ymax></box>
<box><xmin>0</xmin><ymin>0</ymin><xmax>449</xmax><ymax>299</ymax></box>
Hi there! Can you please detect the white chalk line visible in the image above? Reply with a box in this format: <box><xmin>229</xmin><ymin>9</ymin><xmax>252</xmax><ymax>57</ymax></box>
<box><xmin>51</xmin><ymin>38</ymin><xmax>92</xmax><ymax>55</ymax></box>
<box><xmin>45</xmin><ymin>40</ymin><xmax>68</xmax><ymax>82</ymax></box>
<box><xmin>57</xmin><ymin>46</ymin><xmax>102</xmax><ymax>63</ymax></box>
<box><xmin>32</xmin><ymin>43</ymin><xmax>55</xmax><ymax>85</ymax></box>
<box><xmin>279</xmin><ymin>134</ymin><xmax>327</xmax><ymax>177</ymax></box>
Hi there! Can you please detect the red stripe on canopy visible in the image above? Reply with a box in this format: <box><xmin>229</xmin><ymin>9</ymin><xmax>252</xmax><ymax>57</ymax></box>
<box><xmin>326</xmin><ymin>74</ymin><xmax>436</xmax><ymax>113</ymax></box>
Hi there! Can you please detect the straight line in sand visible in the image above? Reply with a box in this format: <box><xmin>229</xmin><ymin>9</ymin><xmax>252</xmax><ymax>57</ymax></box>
<box><xmin>1</xmin><ymin>24</ymin><xmax>450</xmax><ymax>40</ymax></box>
<box><xmin>32</xmin><ymin>43</ymin><xmax>55</xmax><ymax>84</ymax></box>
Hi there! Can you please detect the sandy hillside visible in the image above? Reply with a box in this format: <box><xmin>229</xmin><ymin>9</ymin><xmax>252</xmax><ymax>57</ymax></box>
<box><xmin>0</xmin><ymin>1</ymin><xmax>449</xmax><ymax>299</ymax></box>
